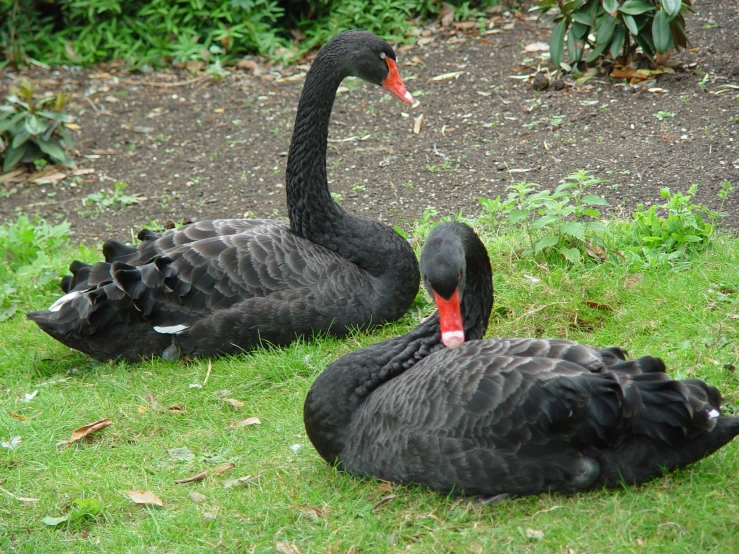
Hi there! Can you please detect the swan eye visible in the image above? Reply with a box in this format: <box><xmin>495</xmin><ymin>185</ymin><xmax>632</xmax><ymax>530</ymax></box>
<box><xmin>380</xmin><ymin>52</ymin><xmax>386</xmax><ymax>60</ymax></box>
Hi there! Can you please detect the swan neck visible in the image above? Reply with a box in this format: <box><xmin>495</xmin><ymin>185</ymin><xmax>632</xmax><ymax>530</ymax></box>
<box><xmin>286</xmin><ymin>60</ymin><xmax>345</xmax><ymax>238</ymax></box>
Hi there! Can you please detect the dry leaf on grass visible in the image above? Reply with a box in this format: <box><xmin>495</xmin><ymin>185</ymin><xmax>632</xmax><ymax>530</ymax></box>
<box><xmin>189</xmin><ymin>491</ymin><xmax>207</xmax><ymax>503</ymax></box>
<box><xmin>10</xmin><ymin>413</ymin><xmax>28</xmax><ymax>421</ymax></box>
<box><xmin>584</xmin><ymin>301</ymin><xmax>614</xmax><ymax>312</ymax></box>
<box><xmin>167</xmin><ymin>404</ymin><xmax>186</xmax><ymax>414</ymax></box>
<box><xmin>57</xmin><ymin>418</ymin><xmax>112</xmax><ymax>447</ymax></box>
<box><xmin>525</xmin><ymin>528</ymin><xmax>545</xmax><ymax>540</ymax></box>
<box><xmin>1</xmin><ymin>436</ymin><xmax>21</xmax><ymax>450</ymax></box>
<box><xmin>372</xmin><ymin>494</ymin><xmax>397</xmax><ymax>510</ymax></box>
<box><xmin>223</xmin><ymin>398</ymin><xmax>244</xmax><ymax>410</ymax></box>
<box><xmin>227</xmin><ymin>417</ymin><xmax>261</xmax><ymax>429</ymax></box>
<box><xmin>275</xmin><ymin>542</ymin><xmax>301</xmax><ymax>554</ymax></box>
<box><xmin>124</xmin><ymin>490</ymin><xmax>163</xmax><ymax>507</ymax></box>
<box><xmin>624</xmin><ymin>273</ymin><xmax>644</xmax><ymax>288</ymax></box>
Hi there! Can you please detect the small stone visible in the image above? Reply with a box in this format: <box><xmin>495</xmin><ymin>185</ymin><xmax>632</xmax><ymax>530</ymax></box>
<box><xmin>532</xmin><ymin>72</ymin><xmax>549</xmax><ymax>91</ymax></box>
<box><xmin>550</xmin><ymin>79</ymin><xmax>565</xmax><ymax>91</ymax></box>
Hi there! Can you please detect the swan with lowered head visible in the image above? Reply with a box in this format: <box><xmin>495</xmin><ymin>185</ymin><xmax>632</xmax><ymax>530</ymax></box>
<box><xmin>304</xmin><ymin>221</ymin><xmax>739</xmax><ymax>498</ymax></box>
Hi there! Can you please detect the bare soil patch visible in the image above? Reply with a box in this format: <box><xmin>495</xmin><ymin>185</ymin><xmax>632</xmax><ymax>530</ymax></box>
<box><xmin>1</xmin><ymin>1</ymin><xmax>738</xmax><ymax>242</ymax></box>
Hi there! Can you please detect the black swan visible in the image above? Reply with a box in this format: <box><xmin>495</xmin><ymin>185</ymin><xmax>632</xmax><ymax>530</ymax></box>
<box><xmin>27</xmin><ymin>31</ymin><xmax>420</xmax><ymax>362</ymax></box>
<box><xmin>304</xmin><ymin>221</ymin><xmax>739</xmax><ymax>498</ymax></box>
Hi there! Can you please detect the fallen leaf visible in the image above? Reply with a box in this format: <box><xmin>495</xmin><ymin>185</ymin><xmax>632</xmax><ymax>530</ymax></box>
<box><xmin>584</xmin><ymin>301</ymin><xmax>614</xmax><ymax>312</ymax></box>
<box><xmin>103</xmin><ymin>95</ymin><xmax>119</xmax><ymax>103</ymax></box>
<box><xmin>71</xmin><ymin>168</ymin><xmax>95</xmax><ymax>176</ymax></box>
<box><xmin>223</xmin><ymin>398</ymin><xmax>244</xmax><ymax>411</ymax></box>
<box><xmin>413</xmin><ymin>114</ymin><xmax>424</xmax><ymax>135</ymax></box>
<box><xmin>174</xmin><ymin>472</ymin><xmax>208</xmax><ymax>484</ymax></box>
<box><xmin>227</xmin><ymin>417</ymin><xmax>261</xmax><ymax>429</ymax></box>
<box><xmin>624</xmin><ymin>273</ymin><xmax>644</xmax><ymax>289</ymax></box>
<box><xmin>32</xmin><ymin>172</ymin><xmax>67</xmax><ymax>185</ymax></box>
<box><xmin>1</xmin><ymin>436</ymin><xmax>21</xmax><ymax>450</ymax></box>
<box><xmin>214</xmin><ymin>108</ymin><xmax>225</xmax><ymax>113</ymax></box>
<box><xmin>23</xmin><ymin>390</ymin><xmax>38</xmax><ymax>402</ymax></box>
<box><xmin>237</xmin><ymin>59</ymin><xmax>257</xmax><ymax>71</ymax></box>
<box><xmin>211</xmin><ymin>462</ymin><xmax>235</xmax><ymax>476</ymax></box>
<box><xmin>276</xmin><ymin>542</ymin><xmax>300</xmax><ymax>554</ymax></box>
<box><xmin>138</xmin><ymin>405</ymin><xmax>148</xmax><ymax>414</ymax></box>
<box><xmin>373</xmin><ymin>494</ymin><xmax>397</xmax><ymax>510</ymax></box>
<box><xmin>452</xmin><ymin>21</ymin><xmax>477</xmax><ymax>31</ymax></box>
<box><xmin>43</xmin><ymin>514</ymin><xmax>71</xmax><ymax>526</ymax></box>
<box><xmin>378</xmin><ymin>481</ymin><xmax>395</xmax><ymax>494</ymax></box>
<box><xmin>58</xmin><ymin>418</ymin><xmax>112</xmax><ymax>446</ymax></box>
<box><xmin>167</xmin><ymin>404</ymin><xmax>186</xmax><ymax>414</ymax></box>
<box><xmin>10</xmin><ymin>413</ymin><xmax>28</xmax><ymax>421</ymax></box>
<box><xmin>223</xmin><ymin>475</ymin><xmax>259</xmax><ymax>488</ymax></box>
<box><xmin>440</xmin><ymin>4</ymin><xmax>454</xmax><ymax>26</ymax></box>
<box><xmin>124</xmin><ymin>490</ymin><xmax>163</xmax><ymax>507</ymax></box>
<box><xmin>525</xmin><ymin>528</ymin><xmax>545</xmax><ymax>540</ymax></box>
<box><xmin>524</xmin><ymin>42</ymin><xmax>549</xmax><ymax>52</ymax></box>
<box><xmin>189</xmin><ymin>491</ymin><xmax>207</xmax><ymax>503</ymax></box>
<box><xmin>417</xmin><ymin>37</ymin><xmax>435</xmax><ymax>46</ymax></box>
<box><xmin>202</xmin><ymin>511</ymin><xmax>218</xmax><ymax>521</ymax></box>
<box><xmin>636</xmin><ymin>537</ymin><xmax>645</xmax><ymax>546</ymax></box>
<box><xmin>64</xmin><ymin>123</ymin><xmax>82</xmax><ymax>130</ymax></box>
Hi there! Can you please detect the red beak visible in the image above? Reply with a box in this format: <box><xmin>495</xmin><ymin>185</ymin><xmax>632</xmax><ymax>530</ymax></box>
<box><xmin>382</xmin><ymin>58</ymin><xmax>414</xmax><ymax>104</ymax></box>
<box><xmin>434</xmin><ymin>289</ymin><xmax>464</xmax><ymax>349</ymax></box>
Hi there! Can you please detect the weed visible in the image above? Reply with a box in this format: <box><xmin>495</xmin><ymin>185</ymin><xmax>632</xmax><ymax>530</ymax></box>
<box><xmin>0</xmin><ymin>214</ymin><xmax>71</xmax><ymax>321</ymax></box>
<box><xmin>614</xmin><ymin>182</ymin><xmax>733</xmax><ymax>269</ymax></box>
<box><xmin>478</xmin><ymin>170</ymin><xmax>610</xmax><ymax>263</ymax></box>
<box><xmin>655</xmin><ymin>111</ymin><xmax>676</xmax><ymax>121</ymax></box>
<box><xmin>81</xmin><ymin>182</ymin><xmax>141</xmax><ymax>217</ymax></box>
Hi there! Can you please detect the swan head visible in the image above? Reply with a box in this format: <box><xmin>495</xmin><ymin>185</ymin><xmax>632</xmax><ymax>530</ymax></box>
<box><xmin>327</xmin><ymin>30</ymin><xmax>413</xmax><ymax>105</ymax></box>
<box><xmin>420</xmin><ymin>223</ymin><xmax>469</xmax><ymax>349</ymax></box>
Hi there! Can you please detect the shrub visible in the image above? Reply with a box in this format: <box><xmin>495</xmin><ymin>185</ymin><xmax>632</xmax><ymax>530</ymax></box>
<box><xmin>0</xmin><ymin>79</ymin><xmax>75</xmax><ymax>171</ymax></box>
<box><xmin>1</xmin><ymin>0</ymin><xmax>498</xmax><ymax>68</ymax></box>
<box><xmin>535</xmin><ymin>0</ymin><xmax>694</xmax><ymax>69</ymax></box>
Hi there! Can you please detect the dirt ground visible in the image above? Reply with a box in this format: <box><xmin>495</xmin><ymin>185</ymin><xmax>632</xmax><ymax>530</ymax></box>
<box><xmin>1</xmin><ymin>1</ymin><xmax>738</xmax><ymax>244</ymax></box>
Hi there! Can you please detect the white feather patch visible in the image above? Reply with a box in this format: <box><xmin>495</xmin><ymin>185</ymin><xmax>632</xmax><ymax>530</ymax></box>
<box><xmin>708</xmin><ymin>409</ymin><xmax>720</xmax><ymax>419</ymax></box>
<box><xmin>48</xmin><ymin>290</ymin><xmax>84</xmax><ymax>312</ymax></box>
<box><xmin>153</xmin><ymin>324</ymin><xmax>189</xmax><ymax>335</ymax></box>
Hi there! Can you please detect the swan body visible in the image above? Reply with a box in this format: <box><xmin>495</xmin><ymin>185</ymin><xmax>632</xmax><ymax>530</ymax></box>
<box><xmin>304</xmin><ymin>222</ymin><xmax>739</xmax><ymax>497</ymax></box>
<box><xmin>27</xmin><ymin>31</ymin><xmax>420</xmax><ymax>362</ymax></box>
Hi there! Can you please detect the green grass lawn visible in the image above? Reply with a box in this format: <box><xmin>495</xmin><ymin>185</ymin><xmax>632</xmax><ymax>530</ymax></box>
<box><xmin>2</xmin><ymin>229</ymin><xmax>739</xmax><ymax>553</ymax></box>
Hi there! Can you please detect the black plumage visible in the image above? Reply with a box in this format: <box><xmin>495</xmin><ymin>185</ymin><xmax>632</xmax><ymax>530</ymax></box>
<box><xmin>304</xmin><ymin>221</ymin><xmax>739</xmax><ymax>497</ymax></box>
<box><xmin>27</xmin><ymin>31</ymin><xmax>420</xmax><ymax>362</ymax></box>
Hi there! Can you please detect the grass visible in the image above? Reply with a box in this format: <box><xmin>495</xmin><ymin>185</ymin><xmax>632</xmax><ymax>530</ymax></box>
<box><xmin>2</xmin><ymin>224</ymin><xmax>739</xmax><ymax>553</ymax></box>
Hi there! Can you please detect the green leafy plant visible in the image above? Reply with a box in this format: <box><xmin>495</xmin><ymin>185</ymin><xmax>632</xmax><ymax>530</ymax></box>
<box><xmin>618</xmin><ymin>182</ymin><xmax>732</xmax><ymax>268</ymax></box>
<box><xmin>0</xmin><ymin>80</ymin><xmax>75</xmax><ymax>172</ymax></box>
<box><xmin>478</xmin><ymin>170</ymin><xmax>610</xmax><ymax>264</ymax></box>
<box><xmin>1</xmin><ymin>1</ymin><xmax>498</xmax><ymax>68</ymax></box>
<box><xmin>81</xmin><ymin>181</ymin><xmax>141</xmax><ymax>217</ymax></box>
<box><xmin>535</xmin><ymin>0</ymin><xmax>694</xmax><ymax>69</ymax></box>
<box><xmin>0</xmin><ymin>214</ymin><xmax>71</xmax><ymax>321</ymax></box>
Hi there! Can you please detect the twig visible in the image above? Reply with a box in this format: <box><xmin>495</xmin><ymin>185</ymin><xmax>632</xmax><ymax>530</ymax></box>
<box><xmin>121</xmin><ymin>75</ymin><xmax>209</xmax><ymax>88</ymax></box>
<box><xmin>84</xmin><ymin>96</ymin><xmax>102</xmax><ymax>114</ymax></box>
<box><xmin>203</xmin><ymin>359</ymin><xmax>212</xmax><ymax>386</ymax></box>
<box><xmin>0</xmin><ymin>485</ymin><xmax>38</xmax><ymax>503</ymax></box>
